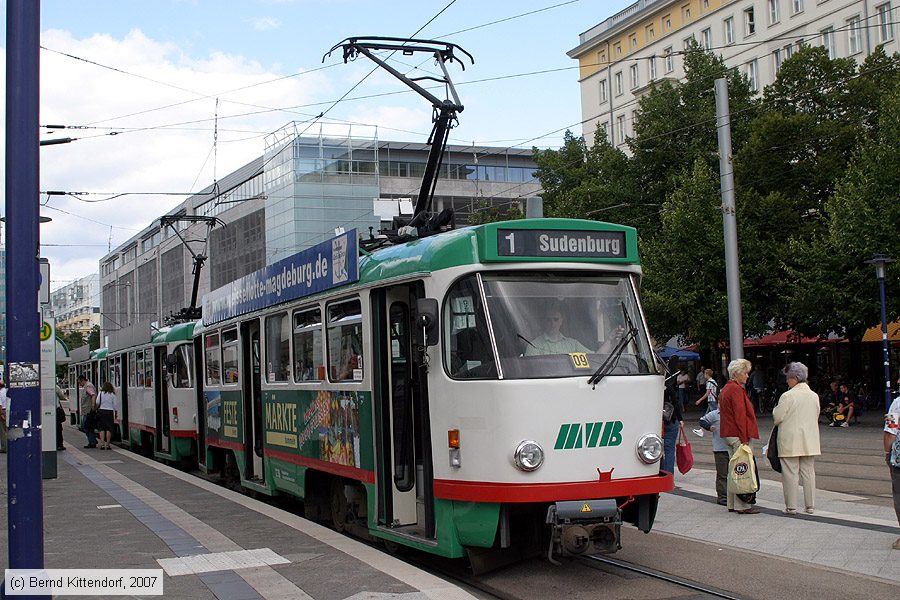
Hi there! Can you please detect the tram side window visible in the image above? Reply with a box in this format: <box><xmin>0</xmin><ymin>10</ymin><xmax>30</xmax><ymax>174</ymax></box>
<box><xmin>171</xmin><ymin>344</ymin><xmax>194</xmax><ymax>388</ymax></box>
<box><xmin>443</xmin><ymin>275</ymin><xmax>496</xmax><ymax>379</ymax></box>
<box><xmin>293</xmin><ymin>308</ymin><xmax>324</xmax><ymax>382</ymax></box>
<box><xmin>205</xmin><ymin>333</ymin><xmax>222</xmax><ymax>386</ymax></box>
<box><xmin>136</xmin><ymin>351</ymin><xmax>145</xmax><ymax>387</ymax></box>
<box><xmin>266</xmin><ymin>312</ymin><xmax>291</xmax><ymax>383</ymax></box>
<box><xmin>145</xmin><ymin>349</ymin><xmax>154</xmax><ymax>388</ymax></box>
<box><xmin>328</xmin><ymin>299</ymin><xmax>364</xmax><ymax>382</ymax></box>
<box><xmin>128</xmin><ymin>351</ymin><xmax>136</xmax><ymax>387</ymax></box>
<box><xmin>222</xmin><ymin>328</ymin><xmax>239</xmax><ymax>384</ymax></box>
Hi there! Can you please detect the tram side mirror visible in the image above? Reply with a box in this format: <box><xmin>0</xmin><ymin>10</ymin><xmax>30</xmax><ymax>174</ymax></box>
<box><xmin>165</xmin><ymin>353</ymin><xmax>178</xmax><ymax>375</ymax></box>
<box><xmin>415</xmin><ymin>298</ymin><xmax>439</xmax><ymax>347</ymax></box>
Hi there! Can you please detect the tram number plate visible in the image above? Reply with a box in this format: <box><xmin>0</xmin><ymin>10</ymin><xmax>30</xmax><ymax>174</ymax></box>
<box><xmin>569</xmin><ymin>353</ymin><xmax>591</xmax><ymax>369</ymax></box>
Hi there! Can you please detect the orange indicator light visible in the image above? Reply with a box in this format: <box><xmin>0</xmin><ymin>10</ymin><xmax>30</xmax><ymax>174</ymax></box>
<box><xmin>448</xmin><ymin>429</ymin><xmax>460</xmax><ymax>449</ymax></box>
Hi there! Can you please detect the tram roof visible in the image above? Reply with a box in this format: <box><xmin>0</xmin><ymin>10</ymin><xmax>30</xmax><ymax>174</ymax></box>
<box><xmin>150</xmin><ymin>321</ymin><xmax>196</xmax><ymax>345</ymax></box>
<box><xmin>358</xmin><ymin>218</ymin><xmax>640</xmax><ymax>281</ymax></box>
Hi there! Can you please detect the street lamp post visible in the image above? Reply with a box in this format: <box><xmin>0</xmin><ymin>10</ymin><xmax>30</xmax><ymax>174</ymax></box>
<box><xmin>865</xmin><ymin>254</ymin><xmax>895</xmax><ymax>412</ymax></box>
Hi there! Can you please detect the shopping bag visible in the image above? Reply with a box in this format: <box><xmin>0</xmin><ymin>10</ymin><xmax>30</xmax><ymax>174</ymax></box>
<box><xmin>728</xmin><ymin>444</ymin><xmax>758</xmax><ymax>495</ymax></box>
<box><xmin>766</xmin><ymin>426</ymin><xmax>782</xmax><ymax>473</ymax></box>
<box><xmin>676</xmin><ymin>423</ymin><xmax>694</xmax><ymax>474</ymax></box>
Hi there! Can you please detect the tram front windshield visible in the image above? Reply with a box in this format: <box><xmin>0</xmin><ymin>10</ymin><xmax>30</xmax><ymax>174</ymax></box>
<box><xmin>443</xmin><ymin>272</ymin><xmax>657</xmax><ymax>380</ymax></box>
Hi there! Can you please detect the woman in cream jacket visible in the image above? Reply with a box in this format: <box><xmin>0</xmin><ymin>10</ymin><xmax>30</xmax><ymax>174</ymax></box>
<box><xmin>772</xmin><ymin>362</ymin><xmax>822</xmax><ymax>515</ymax></box>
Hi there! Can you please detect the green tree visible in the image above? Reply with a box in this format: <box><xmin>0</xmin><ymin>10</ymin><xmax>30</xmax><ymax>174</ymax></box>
<box><xmin>785</xmin><ymin>83</ymin><xmax>900</xmax><ymax>338</ymax></box>
<box><xmin>630</xmin><ymin>43</ymin><xmax>757</xmax><ymax>232</ymax></box>
<box><xmin>88</xmin><ymin>325</ymin><xmax>101</xmax><ymax>350</ymax></box>
<box><xmin>58</xmin><ymin>329</ymin><xmax>85</xmax><ymax>352</ymax></box>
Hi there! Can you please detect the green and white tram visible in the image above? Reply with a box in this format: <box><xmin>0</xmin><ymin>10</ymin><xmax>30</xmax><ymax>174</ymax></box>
<box><xmin>194</xmin><ymin>218</ymin><xmax>671</xmax><ymax>566</ymax></box>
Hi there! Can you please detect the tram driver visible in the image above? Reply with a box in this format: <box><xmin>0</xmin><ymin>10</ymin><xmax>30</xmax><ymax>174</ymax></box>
<box><xmin>525</xmin><ymin>301</ymin><xmax>624</xmax><ymax>357</ymax></box>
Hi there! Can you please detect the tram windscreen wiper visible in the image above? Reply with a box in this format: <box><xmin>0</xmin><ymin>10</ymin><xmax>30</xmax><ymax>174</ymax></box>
<box><xmin>588</xmin><ymin>303</ymin><xmax>638</xmax><ymax>389</ymax></box>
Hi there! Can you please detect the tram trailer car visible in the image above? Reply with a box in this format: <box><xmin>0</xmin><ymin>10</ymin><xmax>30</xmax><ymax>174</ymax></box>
<box><xmin>111</xmin><ymin>323</ymin><xmax>200</xmax><ymax>463</ymax></box>
<box><xmin>194</xmin><ymin>218</ymin><xmax>672</xmax><ymax>570</ymax></box>
<box><xmin>73</xmin><ymin>324</ymin><xmax>201</xmax><ymax>464</ymax></box>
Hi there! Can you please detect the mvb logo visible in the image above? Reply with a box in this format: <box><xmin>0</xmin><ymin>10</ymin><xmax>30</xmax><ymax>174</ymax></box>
<box><xmin>554</xmin><ymin>421</ymin><xmax>623</xmax><ymax>450</ymax></box>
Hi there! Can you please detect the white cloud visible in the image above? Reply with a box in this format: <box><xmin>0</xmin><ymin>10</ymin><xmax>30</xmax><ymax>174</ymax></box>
<box><xmin>247</xmin><ymin>17</ymin><xmax>281</xmax><ymax>31</ymax></box>
<box><xmin>21</xmin><ymin>28</ymin><xmax>336</xmax><ymax>289</ymax></box>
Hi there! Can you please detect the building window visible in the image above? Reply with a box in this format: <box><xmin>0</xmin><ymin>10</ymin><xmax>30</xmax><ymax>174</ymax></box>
<box><xmin>848</xmin><ymin>16</ymin><xmax>863</xmax><ymax>54</ymax></box>
<box><xmin>664</xmin><ymin>47</ymin><xmax>674</xmax><ymax>72</ymax></box>
<box><xmin>704</xmin><ymin>0</ymin><xmax>710</xmax><ymax>9</ymax></box>
<box><xmin>747</xmin><ymin>59</ymin><xmax>759</xmax><ymax>92</ymax></box>
<box><xmin>682</xmin><ymin>3</ymin><xmax>691</xmax><ymax>20</ymax></box>
<box><xmin>821</xmin><ymin>27</ymin><xmax>835</xmax><ymax>59</ymax></box>
<box><xmin>649</xmin><ymin>56</ymin><xmax>657</xmax><ymax>81</ymax></box>
<box><xmin>744</xmin><ymin>7</ymin><xmax>756</xmax><ymax>36</ymax></box>
<box><xmin>629</xmin><ymin>33</ymin><xmax>637</xmax><ymax>49</ymax></box>
<box><xmin>597</xmin><ymin>50</ymin><xmax>605</xmax><ymax>67</ymax></box>
<box><xmin>773</xmin><ymin>48</ymin><xmax>783</xmax><ymax>71</ymax></box>
<box><xmin>615</xmin><ymin>71</ymin><xmax>624</xmax><ymax>96</ymax></box>
<box><xmin>630</xmin><ymin>64</ymin><xmax>639</xmax><ymax>89</ymax></box>
<box><xmin>599</xmin><ymin>79</ymin><xmax>608</xmax><ymax>103</ymax></box>
<box><xmin>701</xmin><ymin>28</ymin><xmax>713</xmax><ymax>50</ymax></box>
<box><xmin>791</xmin><ymin>0</ymin><xmax>803</xmax><ymax>15</ymax></box>
<box><xmin>878</xmin><ymin>3</ymin><xmax>894</xmax><ymax>42</ymax></box>
<box><xmin>785</xmin><ymin>43</ymin><xmax>795</xmax><ymax>59</ymax></box>
<box><xmin>616</xmin><ymin>115</ymin><xmax>626</xmax><ymax>143</ymax></box>
<box><xmin>646</xmin><ymin>24</ymin><xmax>655</xmax><ymax>41</ymax></box>
<box><xmin>614</xmin><ymin>42</ymin><xmax>622</xmax><ymax>56</ymax></box>
<box><xmin>601</xmin><ymin>121</ymin><xmax>610</xmax><ymax>140</ymax></box>
<box><xmin>663</xmin><ymin>14</ymin><xmax>672</xmax><ymax>31</ymax></box>
<box><xmin>724</xmin><ymin>17</ymin><xmax>735</xmax><ymax>44</ymax></box>
<box><xmin>768</xmin><ymin>0</ymin><xmax>780</xmax><ymax>25</ymax></box>
<box><xmin>683</xmin><ymin>35</ymin><xmax>695</xmax><ymax>51</ymax></box>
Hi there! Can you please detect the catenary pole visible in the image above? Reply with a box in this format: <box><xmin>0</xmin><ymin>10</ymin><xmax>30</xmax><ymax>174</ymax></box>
<box><xmin>5</xmin><ymin>0</ymin><xmax>47</xmax><ymax>591</ymax></box>
<box><xmin>714</xmin><ymin>78</ymin><xmax>744</xmax><ymax>360</ymax></box>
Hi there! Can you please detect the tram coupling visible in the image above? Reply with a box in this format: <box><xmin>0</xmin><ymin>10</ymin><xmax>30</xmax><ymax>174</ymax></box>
<box><xmin>546</xmin><ymin>499</ymin><xmax>621</xmax><ymax>562</ymax></box>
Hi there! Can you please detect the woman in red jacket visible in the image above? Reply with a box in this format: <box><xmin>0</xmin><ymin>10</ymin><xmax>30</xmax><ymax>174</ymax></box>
<box><xmin>719</xmin><ymin>358</ymin><xmax>760</xmax><ymax>514</ymax></box>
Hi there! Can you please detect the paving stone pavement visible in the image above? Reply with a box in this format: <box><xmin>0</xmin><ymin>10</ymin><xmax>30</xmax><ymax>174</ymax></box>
<box><xmin>0</xmin><ymin>439</ymin><xmax>476</xmax><ymax>600</ymax></box>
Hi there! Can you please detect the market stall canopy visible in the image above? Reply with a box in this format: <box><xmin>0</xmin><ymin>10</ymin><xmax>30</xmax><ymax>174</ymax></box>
<box><xmin>861</xmin><ymin>320</ymin><xmax>900</xmax><ymax>343</ymax></box>
<box><xmin>743</xmin><ymin>331</ymin><xmax>839</xmax><ymax>347</ymax></box>
<box><xmin>657</xmin><ymin>346</ymin><xmax>700</xmax><ymax>361</ymax></box>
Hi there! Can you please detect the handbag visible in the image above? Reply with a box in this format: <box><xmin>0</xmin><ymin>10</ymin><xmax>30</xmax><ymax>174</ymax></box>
<box><xmin>728</xmin><ymin>443</ymin><xmax>759</xmax><ymax>495</ymax></box>
<box><xmin>766</xmin><ymin>426</ymin><xmax>782</xmax><ymax>473</ymax></box>
<box><xmin>676</xmin><ymin>422</ymin><xmax>694</xmax><ymax>474</ymax></box>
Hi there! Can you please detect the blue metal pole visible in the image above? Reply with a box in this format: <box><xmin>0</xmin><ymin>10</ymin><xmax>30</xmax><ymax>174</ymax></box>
<box><xmin>878</xmin><ymin>275</ymin><xmax>892</xmax><ymax>413</ymax></box>
<box><xmin>5</xmin><ymin>0</ymin><xmax>46</xmax><ymax>586</ymax></box>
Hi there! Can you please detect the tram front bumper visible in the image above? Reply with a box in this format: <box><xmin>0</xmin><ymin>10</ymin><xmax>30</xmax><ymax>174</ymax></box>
<box><xmin>546</xmin><ymin>499</ymin><xmax>622</xmax><ymax>557</ymax></box>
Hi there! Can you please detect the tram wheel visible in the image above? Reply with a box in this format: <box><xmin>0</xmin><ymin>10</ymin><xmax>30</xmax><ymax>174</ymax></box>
<box><xmin>331</xmin><ymin>478</ymin><xmax>349</xmax><ymax>532</ymax></box>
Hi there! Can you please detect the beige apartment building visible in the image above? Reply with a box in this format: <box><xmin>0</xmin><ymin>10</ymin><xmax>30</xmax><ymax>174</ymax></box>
<box><xmin>569</xmin><ymin>0</ymin><xmax>898</xmax><ymax>146</ymax></box>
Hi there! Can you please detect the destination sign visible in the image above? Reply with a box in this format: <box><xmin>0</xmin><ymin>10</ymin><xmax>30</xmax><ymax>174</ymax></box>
<box><xmin>497</xmin><ymin>229</ymin><xmax>626</xmax><ymax>258</ymax></box>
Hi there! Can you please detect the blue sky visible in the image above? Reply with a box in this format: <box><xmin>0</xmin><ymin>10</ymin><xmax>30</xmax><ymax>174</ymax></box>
<box><xmin>3</xmin><ymin>0</ymin><xmax>633</xmax><ymax>287</ymax></box>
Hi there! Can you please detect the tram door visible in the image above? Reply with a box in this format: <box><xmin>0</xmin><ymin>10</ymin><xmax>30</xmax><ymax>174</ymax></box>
<box><xmin>377</xmin><ymin>285</ymin><xmax>434</xmax><ymax>533</ymax></box>
<box><xmin>155</xmin><ymin>347</ymin><xmax>171</xmax><ymax>453</ymax></box>
<box><xmin>240</xmin><ymin>320</ymin><xmax>264</xmax><ymax>481</ymax></box>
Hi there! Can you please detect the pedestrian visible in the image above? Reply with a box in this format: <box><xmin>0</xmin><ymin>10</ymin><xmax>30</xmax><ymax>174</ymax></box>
<box><xmin>676</xmin><ymin>368</ymin><xmax>691</xmax><ymax>412</ymax></box>
<box><xmin>0</xmin><ymin>381</ymin><xmax>8</xmax><ymax>453</ymax></box>
<box><xmin>77</xmin><ymin>375</ymin><xmax>98</xmax><ymax>448</ymax></box>
<box><xmin>719</xmin><ymin>358</ymin><xmax>760</xmax><ymax>514</ymax></box>
<box><xmin>698</xmin><ymin>408</ymin><xmax>728</xmax><ymax>505</ymax></box>
<box><xmin>661</xmin><ymin>374</ymin><xmax>683</xmax><ymax>477</ymax></box>
<box><xmin>694</xmin><ymin>368</ymin><xmax>719</xmax><ymax>412</ymax></box>
<box><xmin>750</xmin><ymin>365</ymin><xmax>766</xmax><ymax>414</ymax></box>
<box><xmin>96</xmin><ymin>381</ymin><xmax>118</xmax><ymax>450</ymax></box>
<box><xmin>772</xmin><ymin>362</ymin><xmax>821</xmax><ymax>515</ymax></box>
<box><xmin>884</xmin><ymin>390</ymin><xmax>900</xmax><ymax>550</ymax></box>
<box><xmin>55</xmin><ymin>384</ymin><xmax>67</xmax><ymax>451</ymax></box>
<box><xmin>828</xmin><ymin>383</ymin><xmax>856</xmax><ymax>427</ymax></box>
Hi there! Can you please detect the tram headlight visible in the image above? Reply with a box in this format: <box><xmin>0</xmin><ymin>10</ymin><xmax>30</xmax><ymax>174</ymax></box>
<box><xmin>514</xmin><ymin>440</ymin><xmax>544</xmax><ymax>472</ymax></box>
<box><xmin>636</xmin><ymin>433</ymin><xmax>663</xmax><ymax>464</ymax></box>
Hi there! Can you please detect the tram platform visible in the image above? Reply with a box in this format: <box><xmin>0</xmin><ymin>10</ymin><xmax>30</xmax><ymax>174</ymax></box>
<box><xmin>658</xmin><ymin>415</ymin><xmax>900</xmax><ymax>586</ymax></box>
<box><xmin>0</xmin><ymin>424</ymin><xmax>476</xmax><ymax>600</ymax></box>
